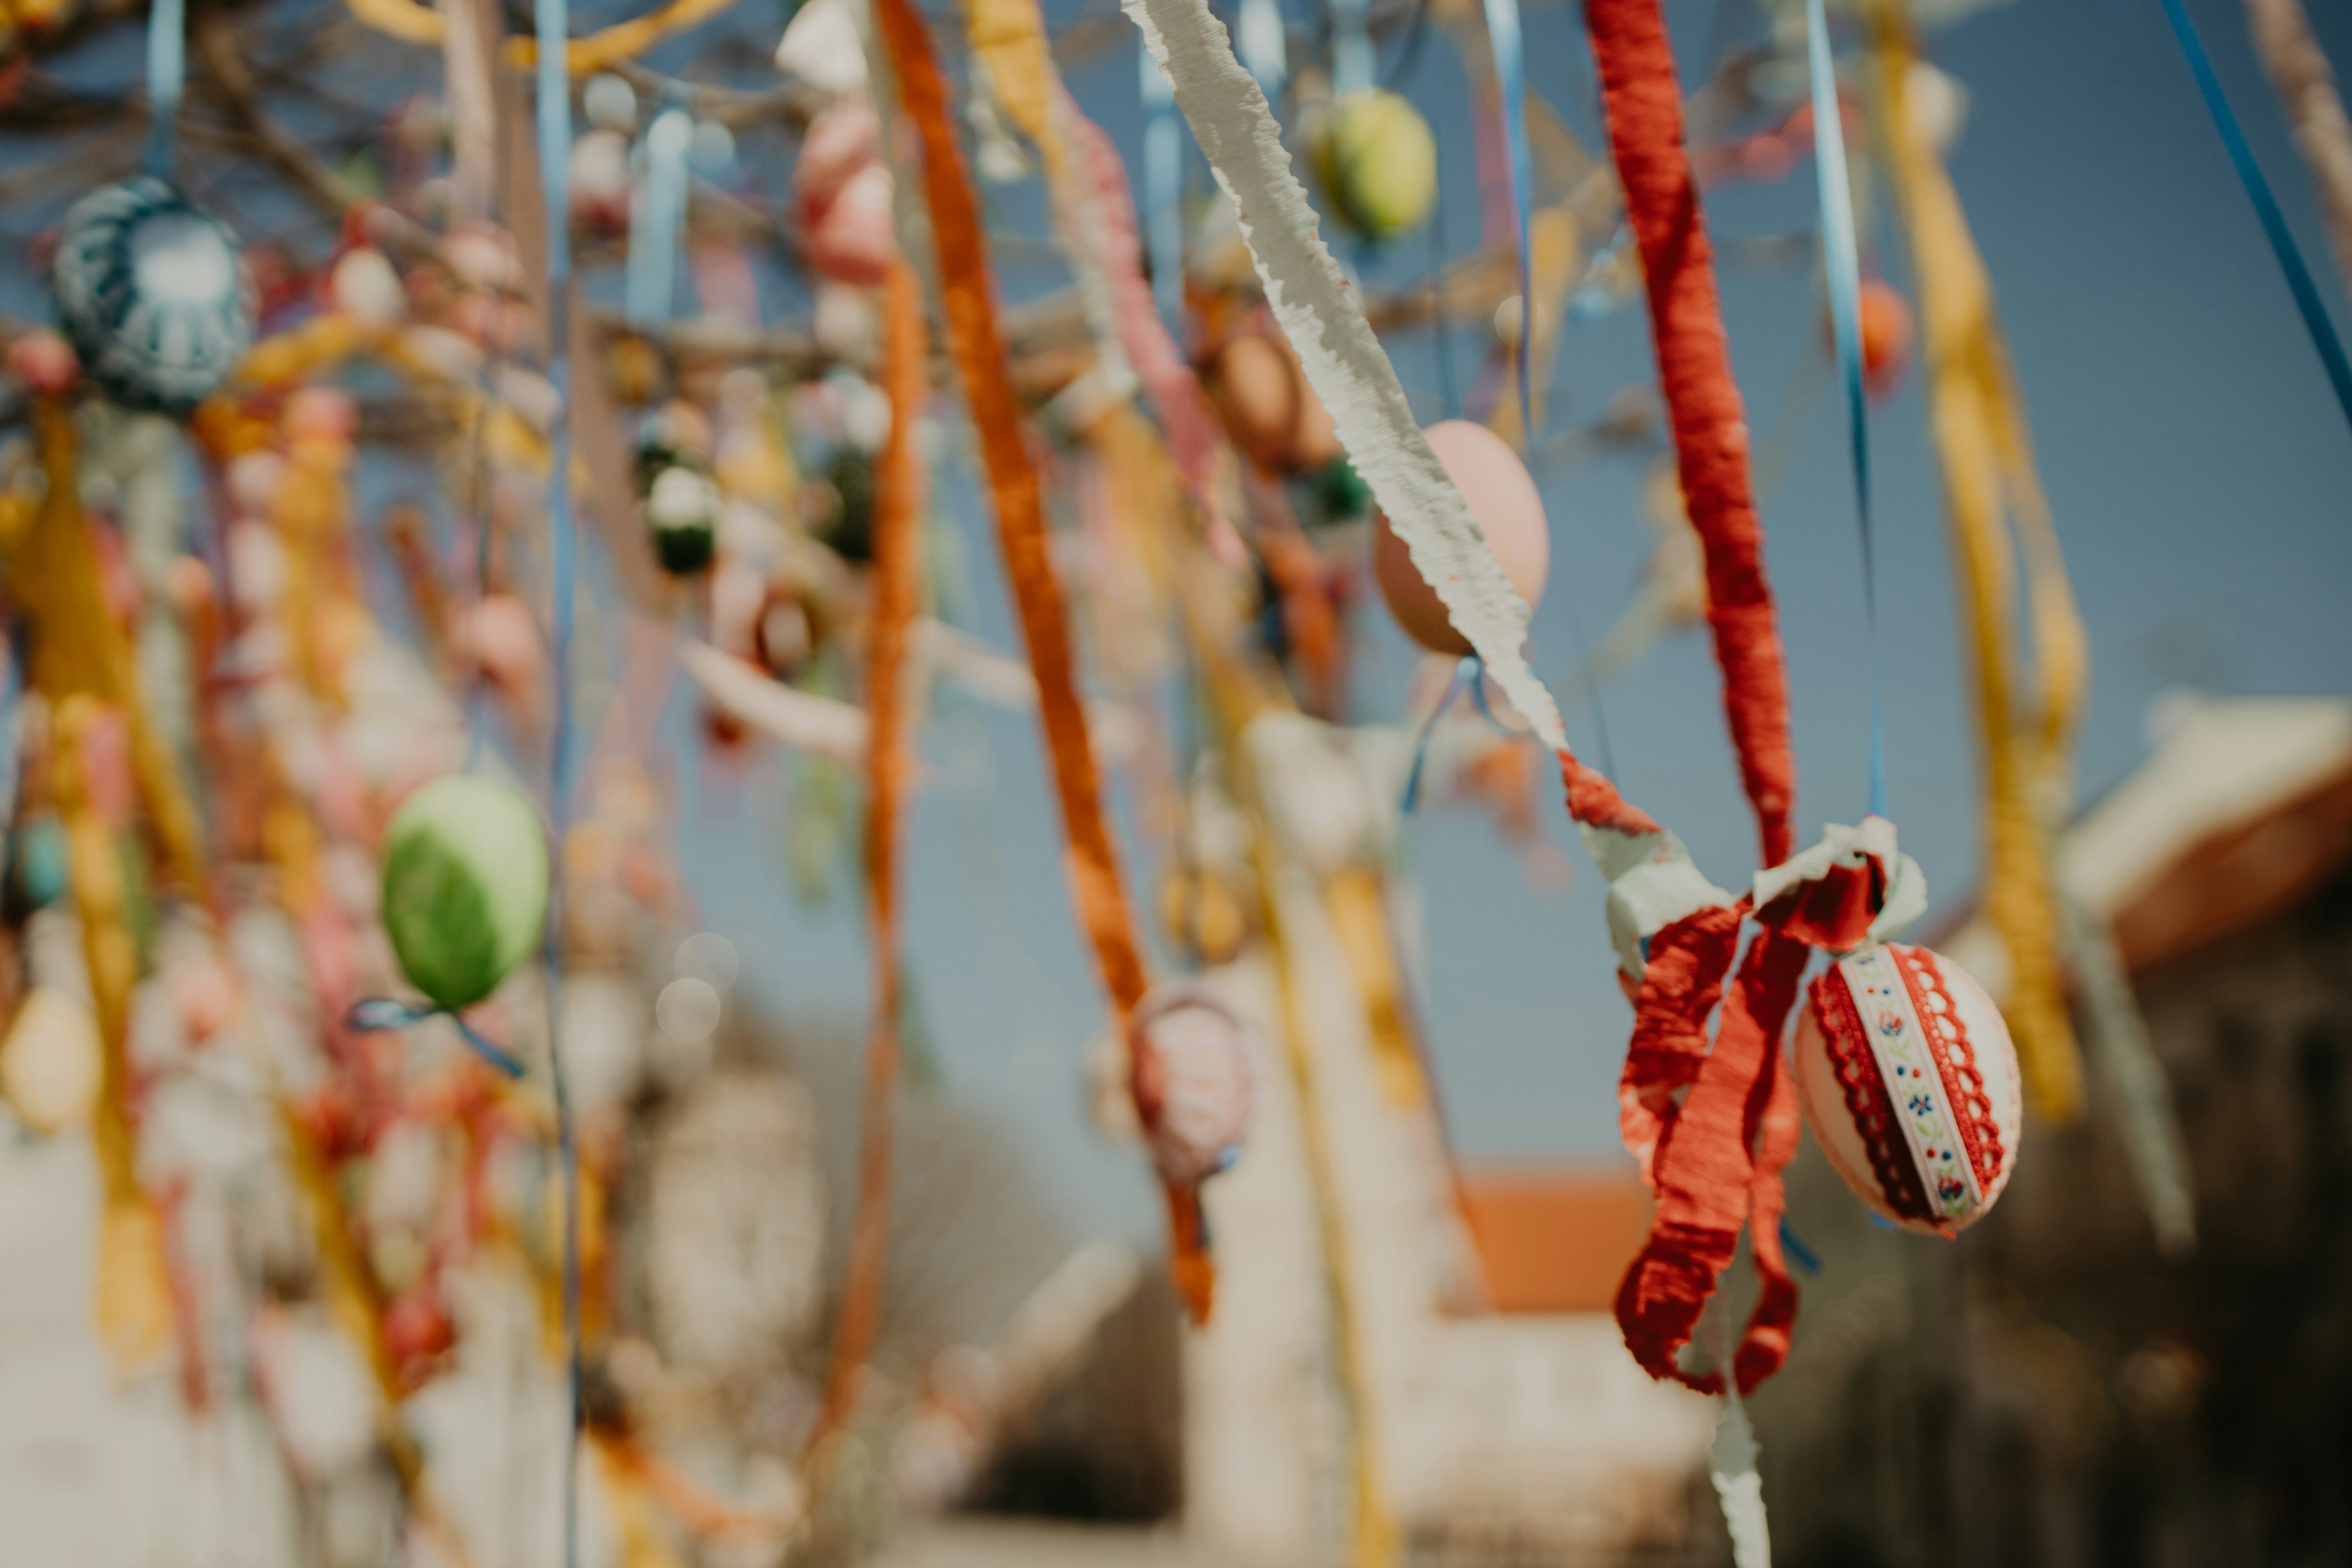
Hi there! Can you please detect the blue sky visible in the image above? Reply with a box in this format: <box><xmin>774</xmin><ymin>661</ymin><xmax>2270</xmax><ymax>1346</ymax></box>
<box><xmin>677</xmin><ymin>0</ymin><xmax>2352</xmax><ymax>1242</ymax></box>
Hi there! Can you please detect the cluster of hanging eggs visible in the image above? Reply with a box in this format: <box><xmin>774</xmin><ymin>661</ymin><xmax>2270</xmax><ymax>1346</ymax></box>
<box><xmin>1129</xmin><ymin>984</ymin><xmax>1258</xmax><ymax>1188</ymax></box>
<box><xmin>1792</xmin><ymin>942</ymin><xmax>2022</xmax><ymax>1233</ymax></box>
<box><xmin>50</xmin><ymin>176</ymin><xmax>256</xmax><ymax>412</ymax></box>
<box><xmin>1313</xmin><ymin>89</ymin><xmax>1438</xmax><ymax>242</ymax></box>
<box><xmin>1372</xmin><ymin>420</ymin><xmax>1550</xmax><ymax>656</ymax></box>
<box><xmin>380</xmin><ymin>775</ymin><xmax>550</xmax><ymax>1015</ymax></box>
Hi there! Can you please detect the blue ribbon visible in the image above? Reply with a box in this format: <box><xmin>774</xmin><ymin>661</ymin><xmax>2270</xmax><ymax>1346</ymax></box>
<box><xmin>144</xmin><ymin>0</ymin><xmax>185</xmax><ymax>178</ymax></box>
<box><xmin>1332</xmin><ymin>0</ymin><xmax>1374</xmax><ymax>98</ymax></box>
<box><xmin>1480</xmin><ymin>0</ymin><xmax>1536</xmax><ymax>449</ymax></box>
<box><xmin>531</xmin><ymin>0</ymin><xmax>586</xmax><ymax>1561</ymax></box>
<box><xmin>345</xmin><ymin>997</ymin><xmax>529</xmax><ymax>1079</ymax></box>
<box><xmin>626</xmin><ymin>106</ymin><xmax>694</xmax><ymax>329</ymax></box>
<box><xmin>2158</xmin><ymin>0</ymin><xmax>2352</xmax><ymax>434</ymax></box>
<box><xmin>1779</xmin><ymin>1216</ymin><xmax>1823</xmax><ymax>1276</ymax></box>
<box><xmin>1142</xmin><ymin>44</ymin><xmax>1186</xmax><ymax>330</ymax></box>
<box><xmin>1803</xmin><ymin>0</ymin><xmax>1885</xmax><ymax>820</ymax></box>
<box><xmin>1400</xmin><ymin>657</ymin><xmax>1472</xmax><ymax>815</ymax></box>
<box><xmin>1237</xmin><ymin>0</ymin><xmax>1288</xmax><ymax>102</ymax></box>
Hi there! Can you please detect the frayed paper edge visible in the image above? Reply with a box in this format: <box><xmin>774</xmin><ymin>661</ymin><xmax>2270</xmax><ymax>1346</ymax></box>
<box><xmin>1123</xmin><ymin>0</ymin><xmax>1568</xmax><ymax>754</ymax></box>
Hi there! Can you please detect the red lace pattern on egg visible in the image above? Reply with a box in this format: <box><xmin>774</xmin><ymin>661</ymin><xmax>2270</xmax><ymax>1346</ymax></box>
<box><xmin>1809</xmin><ymin>962</ymin><xmax>1934</xmax><ymax>1224</ymax></box>
<box><xmin>1891</xmin><ymin>945</ymin><xmax>2003</xmax><ymax>1194</ymax></box>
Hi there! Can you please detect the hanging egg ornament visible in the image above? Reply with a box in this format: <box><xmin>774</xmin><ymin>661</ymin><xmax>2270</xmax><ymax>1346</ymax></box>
<box><xmin>645</xmin><ymin>463</ymin><xmax>722</xmax><ymax>576</ymax></box>
<box><xmin>1206</xmin><ymin>333</ymin><xmax>1301</xmax><ymax>473</ymax></box>
<box><xmin>1</xmin><ymin>988</ymin><xmax>104</xmax><ymax>1136</ymax></box>
<box><xmin>792</xmin><ymin>105</ymin><xmax>898</xmax><ymax>287</ymax></box>
<box><xmin>1858</xmin><ymin>280</ymin><xmax>1914</xmax><ymax>400</ymax></box>
<box><xmin>51</xmin><ymin>177</ymin><xmax>255</xmax><ymax>414</ymax></box>
<box><xmin>1129</xmin><ymin>983</ymin><xmax>1257</xmax><ymax>1187</ymax></box>
<box><xmin>381</xmin><ymin>775</ymin><xmax>550</xmax><ymax>1014</ymax></box>
<box><xmin>1315</xmin><ymin>90</ymin><xmax>1438</xmax><ymax>240</ymax></box>
<box><xmin>6</xmin><ymin>329</ymin><xmax>80</xmax><ymax>396</ymax></box>
<box><xmin>1373</xmin><ymin>420</ymin><xmax>1550</xmax><ymax>655</ymax></box>
<box><xmin>1792</xmin><ymin>943</ymin><xmax>2023</xmax><ymax>1234</ymax></box>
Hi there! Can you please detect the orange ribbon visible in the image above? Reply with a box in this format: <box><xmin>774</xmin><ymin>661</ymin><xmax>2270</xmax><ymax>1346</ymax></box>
<box><xmin>815</xmin><ymin>259</ymin><xmax>928</xmax><ymax>1444</ymax></box>
<box><xmin>873</xmin><ymin>0</ymin><xmax>1210</xmax><ymax>1320</ymax></box>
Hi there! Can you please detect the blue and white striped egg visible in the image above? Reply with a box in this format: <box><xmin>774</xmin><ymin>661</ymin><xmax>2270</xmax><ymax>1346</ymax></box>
<box><xmin>52</xmin><ymin>177</ymin><xmax>254</xmax><ymax>413</ymax></box>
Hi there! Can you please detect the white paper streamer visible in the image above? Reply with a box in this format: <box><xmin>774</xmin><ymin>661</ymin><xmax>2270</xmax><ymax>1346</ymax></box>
<box><xmin>1705</xmin><ymin>1308</ymin><xmax>1771</xmax><ymax>1568</ymax></box>
<box><xmin>1124</xmin><ymin>0</ymin><xmax>1569</xmax><ymax>754</ymax></box>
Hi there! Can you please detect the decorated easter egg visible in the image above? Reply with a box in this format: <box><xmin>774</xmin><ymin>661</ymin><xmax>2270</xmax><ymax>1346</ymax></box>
<box><xmin>1</xmin><ymin>988</ymin><xmax>103</xmax><ymax>1135</ymax></box>
<box><xmin>1129</xmin><ymin>983</ymin><xmax>1257</xmax><ymax>1187</ymax></box>
<box><xmin>1372</xmin><ymin>419</ymin><xmax>1550</xmax><ymax>655</ymax></box>
<box><xmin>645</xmin><ymin>463</ymin><xmax>721</xmax><ymax>575</ymax></box>
<box><xmin>1858</xmin><ymin>280</ymin><xmax>1914</xmax><ymax>400</ymax></box>
<box><xmin>1315</xmin><ymin>90</ymin><xmax>1437</xmax><ymax>240</ymax></box>
<box><xmin>381</xmin><ymin>775</ymin><xmax>549</xmax><ymax>1013</ymax></box>
<box><xmin>52</xmin><ymin>177</ymin><xmax>255</xmax><ymax>413</ymax></box>
<box><xmin>1792</xmin><ymin>942</ymin><xmax>2022</xmax><ymax>1234</ymax></box>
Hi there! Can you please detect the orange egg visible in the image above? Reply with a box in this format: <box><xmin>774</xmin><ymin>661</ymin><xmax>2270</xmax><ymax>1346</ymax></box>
<box><xmin>1372</xmin><ymin>420</ymin><xmax>1549</xmax><ymax>656</ymax></box>
<box><xmin>1858</xmin><ymin>280</ymin><xmax>1914</xmax><ymax>399</ymax></box>
<box><xmin>1207</xmin><ymin>333</ymin><xmax>1301</xmax><ymax>473</ymax></box>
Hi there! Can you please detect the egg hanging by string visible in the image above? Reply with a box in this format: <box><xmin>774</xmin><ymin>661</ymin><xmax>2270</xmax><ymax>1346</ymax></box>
<box><xmin>51</xmin><ymin>177</ymin><xmax>255</xmax><ymax>414</ymax></box>
<box><xmin>1792</xmin><ymin>942</ymin><xmax>2023</xmax><ymax>1234</ymax></box>
<box><xmin>1858</xmin><ymin>280</ymin><xmax>1915</xmax><ymax>400</ymax></box>
<box><xmin>380</xmin><ymin>775</ymin><xmax>550</xmax><ymax>1016</ymax></box>
<box><xmin>1314</xmin><ymin>89</ymin><xmax>1439</xmax><ymax>242</ymax></box>
<box><xmin>1205</xmin><ymin>329</ymin><xmax>1340</xmax><ymax>476</ymax></box>
<box><xmin>1129</xmin><ymin>983</ymin><xmax>1258</xmax><ymax>1188</ymax></box>
<box><xmin>1372</xmin><ymin>419</ymin><xmax>1551</xmax><ymax>656</ymax></box>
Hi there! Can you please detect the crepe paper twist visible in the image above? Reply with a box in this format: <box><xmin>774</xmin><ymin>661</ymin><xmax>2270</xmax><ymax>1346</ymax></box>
<box><xmin>1124</xmin><ymin>0</ymin><xmax>1570</xmax><ymax>762</ymax></box>
<box><xmin>1582</xmin><ymin>0</ymin><xmax>1796</xmax><ymax>871</ymax></box>
<box><xmin>1802</xmin><ymin>0</ymin><xmax>1885</xmax><ymax>819</ymax></box>
<box><xmin>344</xmin><ymin>0</ymin><xmax>743</xmax><ymax>76</ymax></box>
<box><xmin>1615</xmin><ymin>821</ymin><xmax>1920</xmax><ymax>1395</ymax></box>
<box><xmin>812</xmin><ymin>259</ymin><xmax>928</xmax><ymax>1452</ymax></box>
<box><xmin>2243</xmin><ymin>0</ymin><xmax>2352</xmax><ymax>298</ymax></box>
<box><xmin>2159</xmin><ymin>0</ymin><xmax>2352</xmax><ymax>431</ymax></box>
<box><xmin>1870</xmin><ymin>2</ymin><xmax>2085</xmax><ymax>1123</ymax></box>
<box><xmin>876</xmin><ymin>0</ymin><xmax>1214</xmax><ymax>1322</ymax></box>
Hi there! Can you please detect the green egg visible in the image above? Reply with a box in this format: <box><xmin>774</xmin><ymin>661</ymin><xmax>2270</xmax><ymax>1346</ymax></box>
<box><xmin>1316</xmin><ymin>90</ymin><xmax>1438</xmax><ymax>241</ymax></box>
<box><xmin>381</xmin><ymin>776</ymin><xmax>549</xmax><ymax>1013</ymax></box>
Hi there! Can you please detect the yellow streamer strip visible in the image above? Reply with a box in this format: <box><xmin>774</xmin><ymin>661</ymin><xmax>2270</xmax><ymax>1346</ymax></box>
<box><xmin>1872</xmin><ymin>5</ymin><xmax>2085</xmax><ymax>1122</ymax></box>
<box><xmin>343</xmin><ymin>0</ymin><xmax>740</xmax><ymax>74</ymax></box>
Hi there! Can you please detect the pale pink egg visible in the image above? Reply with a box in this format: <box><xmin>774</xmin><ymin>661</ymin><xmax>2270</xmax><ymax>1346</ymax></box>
<box><xmin>1372</xmin><ymin>419</ymin><xmax>1549</xmax><ymax>656</ymax></box>
<box><xmin>1129</xmin><ymin>983</ymin><xmax>1257</xmax><ymax>1188</ymax></box>
<box><xmin>457</xmin><ymin>594</ymin><xmax>543</xmax><ymax>707</ymax></box>
<box><xmin>6</xmin><ymin>330</ymin><xmax>80</xmax><ymax>396</ymax></box>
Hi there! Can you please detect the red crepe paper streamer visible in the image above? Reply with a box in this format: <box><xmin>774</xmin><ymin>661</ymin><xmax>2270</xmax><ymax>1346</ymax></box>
<box><xmin>1584</xmin><ymin>0</ymin><xmax>1797</xmax><ymax>871</ymax></box>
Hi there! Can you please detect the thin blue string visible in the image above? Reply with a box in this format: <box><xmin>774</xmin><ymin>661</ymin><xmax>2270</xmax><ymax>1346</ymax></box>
<box><xmin>344</xmin><ymin>999</ymin><xmax>529</xmax><ymax>1079</ymax></box>
<box><xmin>1480</xmin><ymin>0</ymin><xmax>1536</xmax><ymax>450</ymax></box>
<box><xmin>531</xmin><ymin>0</ymin><xmax>584</xmax><ymax>1562</ymax></box>
<box><xmin>1803</xmin><ymin>0</ymin><xmax>1885</xmax><ymax>820</ymax></box>
<box><xmin>143</xmin><ymin>0</ymin><xmax>185</xmax><ymax>178</ymax></box>
<box><xmin>2158</xmin><ymin>0</ymin><xmax>2352</xmax><ymax>434</ymax></box>
<box><xmin>1399</xmin><ymin>657</ymin><xmax>1472</xmax><ymax>814</ymax></box>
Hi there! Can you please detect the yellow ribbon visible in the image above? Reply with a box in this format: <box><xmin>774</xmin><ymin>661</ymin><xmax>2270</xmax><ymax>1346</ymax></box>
<box><xmin>1873</xmin><ymin>5</ymin><xmax>2086</xmax><ymax>1122</ymax></box>
<box><xmin>343</xmin><ymin>0</ymin><xmax>743</xmax><ymax>76</ymax></box>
